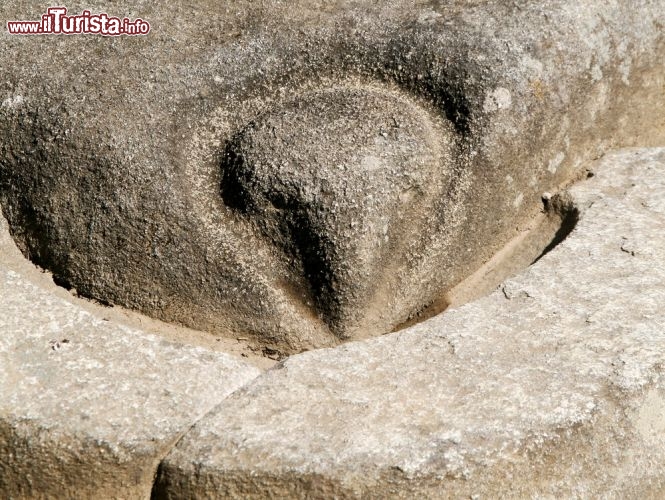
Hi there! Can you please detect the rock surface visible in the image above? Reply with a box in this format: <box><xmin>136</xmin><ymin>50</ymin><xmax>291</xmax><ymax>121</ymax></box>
<box><xmin>154</xmin><ymin>148</ymin><xmax>665</xmax><ymax>498</ymax></box>
<box><xmin>1</xmin><ymin>1</ymin><xmax>664</xmax><ymax>352</ymax></box>
<box><xmin>0</xmin><ymin>214</ymin><xmax>261</xmax><ymax>498</ymax></box>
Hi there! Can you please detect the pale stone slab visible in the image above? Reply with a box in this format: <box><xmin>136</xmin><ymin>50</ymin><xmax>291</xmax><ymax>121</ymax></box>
<box><xmin>155</xmin><ymin>148</ymin><xmax>665</xmax><ymax>498</ymax></box>
<box><xmin>0</xmin><ymin>216</ymin><xmax>262</xmax><ymax>498</ymax></box>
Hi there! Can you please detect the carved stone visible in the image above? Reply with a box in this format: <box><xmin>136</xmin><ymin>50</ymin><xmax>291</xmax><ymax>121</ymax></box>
<box><xmin>2</xmin><ymin>1</ymin><xmax>664</xmax><ymax>354</ymax></box>
<box><xmin>1</xmin><ymin>1</ymin><xmax>665</xmax><ymax>496</ymax></box>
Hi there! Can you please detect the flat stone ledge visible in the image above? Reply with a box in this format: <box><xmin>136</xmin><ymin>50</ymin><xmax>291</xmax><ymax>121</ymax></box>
<box><xmin>0</xmin><ymin>216</ymin><xmax>262</xmax><ymax>498</ymax></box>
<box><xmin>154</xmin><ymin>148</ymin><xmax>665</xmax><ymax>498</ymax></box>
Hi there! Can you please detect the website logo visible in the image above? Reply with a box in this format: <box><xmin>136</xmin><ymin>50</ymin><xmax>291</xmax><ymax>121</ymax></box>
<box><xmin>7</xmin><ymin>7</ymin><xmax>150</xmax><ymax>36</ymax></box>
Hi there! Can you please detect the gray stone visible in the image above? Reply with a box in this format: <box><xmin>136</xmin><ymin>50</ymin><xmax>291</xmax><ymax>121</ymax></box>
<box><xmin>1</xmin><ymin>1</ymin><xmax>664</xmax><ymax>353</ymax></box>
<box><xmin>0</xmin><ymin>214</ymin><xmax>261</xmax><ymax>498</ymax></box>
<box><xmin>2</xmin><ymin>0</ymin><xmax>665</xmax><ymax>496</ymax></box>
<box><xmin>154</xmin><ymin>148</ymin><xmax>665</xmax><ymax>498</ymax></box>
<box><xmin>222</xmin><ymin>86</ymin><xmax>456</xmax><ymax>340</ymax></box>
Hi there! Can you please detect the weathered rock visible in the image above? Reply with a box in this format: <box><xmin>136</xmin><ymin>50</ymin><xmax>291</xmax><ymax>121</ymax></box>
<box><xmin>222</xmin><ymin>85</ymin><xmax>456</xmax><ymax>338</ymax></box>
<box><xmin>0</xmin><ymin>214</ymin><xmax>261</xmax><ymax>498</ymax></box>
<box><xmin>1</xmin><ymin>1</ymin><xmax>664</xmax><ymax>353</ymax></box>
<box><xmin>154</xmin><ymin>148</ymin><xmax>665</xmax><ymax>498</ymax></box>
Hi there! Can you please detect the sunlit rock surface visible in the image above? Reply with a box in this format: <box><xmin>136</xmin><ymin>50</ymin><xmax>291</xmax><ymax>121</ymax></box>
<box><xmin>1</xmin><ymin>1</ymin><xmax>664</xmax><ymax>353</ymax></box>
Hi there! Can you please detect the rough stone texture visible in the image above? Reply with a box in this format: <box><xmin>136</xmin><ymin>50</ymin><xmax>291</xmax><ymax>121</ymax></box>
<box><xmin>222</xmin><ymin>86</ymin><xmax>456</xmax><ymax>339</ymax></box>
<box><xmin>154</xmin><ymin>148</ymin><xmax>665</xmax><ymax>498</ymax></box>
<box><xmin>0</xmin><ymin>214</ymin><xmax>262</xmax><ymax>498</ymax></box>
<box><xmin>1</xmin><ymin>1</ymin><xmax>664</xmax><ymax>353</ymax></box>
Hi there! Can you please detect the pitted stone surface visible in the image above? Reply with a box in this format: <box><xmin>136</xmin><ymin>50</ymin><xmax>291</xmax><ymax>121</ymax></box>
<box><xmin>1</xmin><ymin>1</ymin><xmax>664</xmax><ymax>353</ymax></box>
<box><xmin>154</xmin><ymin>149</ymin><xmax>665</xmax><ymax>498</ymax></box>
<box><xmin>0</xmin><ymin>215</ymin><xmax>262</xmax><ymax>498</ymax></box>
<box><xmin>222</xmin><ymin>85</ymin><xmax>455</xmax><ymax>339</ymax></box>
